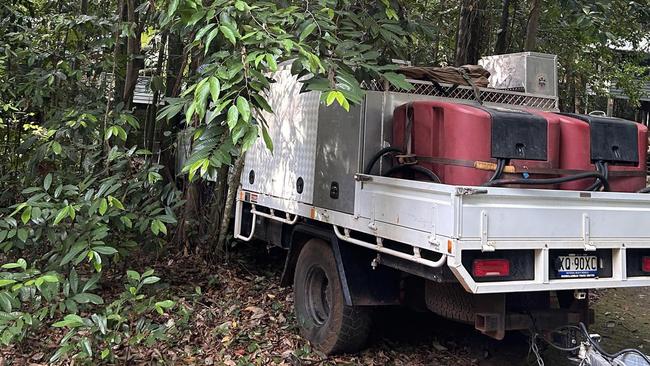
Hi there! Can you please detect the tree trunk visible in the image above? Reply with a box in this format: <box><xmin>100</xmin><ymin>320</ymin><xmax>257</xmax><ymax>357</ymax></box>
<box><xmin>524</xmin><ymin>0</ymin><xmax>541</xmax><ymax>51</ymax></box>
<box><xmin>494</xmin><ymin>0</ymin><xmax>511</xmax><ymax>54</ymax></box>
<box><xmin>454</xmin><ymin>0</ymin><xmax>484</xmax><ymax>66</ymax></box>
<box><xmin>113</xmin><ymin>0</ymin><xmax>127</xmax><ymax>106</ymax></box>
<box><xmin>216</xmin><ymin>155</ymin><xmax>245</xmax><ymax>257</ymax></box>
<box><xmin>122</xmin><ymin>0</ymin><xmax>144</xmax><ymax>110</ymax></box>
<box><xmin>156</xmin><ymin>33</ymin><xmax>185</xmax><ymax>182</ymax></box>
<box><xmin>574</xmin><ymin>74</ymin><xmax>585</xmax><ymax>114</ymax></box>
<box><xmin>144</xmin><ymin>33</ymin><xmax>167</xmax><ymax>152</ymax></box>
<box><xmin>166</xmin><ymin>34</ymin><xmax>184</xmax><ymax>97</ymax></box>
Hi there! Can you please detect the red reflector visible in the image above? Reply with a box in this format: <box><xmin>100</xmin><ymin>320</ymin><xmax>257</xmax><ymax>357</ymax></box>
<box><xmin>642</xmin><ymin>257</ymin><xmax>650</xmax><ymax>272</ymax></box>
<box><xmin>473</xmin><ymin>259</ymin><xmax>510</xmax><ymax>277</ymax></box>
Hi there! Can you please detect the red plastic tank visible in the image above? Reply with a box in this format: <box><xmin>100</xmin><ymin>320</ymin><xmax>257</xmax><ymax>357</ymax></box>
<box><xmin>392</xmin><ymin>101</ymin><xmax>561</xmax><ymax>187</ymax></box>
<box><xmin>530</xmin><ymin>112</ymin><xmax>647</xmax><ymax>192</ymax></box>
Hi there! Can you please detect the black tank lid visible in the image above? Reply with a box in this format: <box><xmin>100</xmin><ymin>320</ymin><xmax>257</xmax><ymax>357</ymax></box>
<box><xmin>482</xmin><ymin>106</ymin><xmax>548</xmax><ymax>161</ymax></box>
<box><xmin>561</xmin><ymin>113</ymin><xmax>638</xmax><ymax>165</ymax></box>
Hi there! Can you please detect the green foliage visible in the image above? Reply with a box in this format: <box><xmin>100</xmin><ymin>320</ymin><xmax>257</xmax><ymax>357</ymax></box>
<box><xmin>161</xmin><ymin>0</ymin><xmax>414</xmax><ymax>181</ymax></box>
<box><xmin>0</xmin><ymin>2</ymin><xmax>182</xmax><ymax>363</ymax></box>
<box><xmin>49</xmin><ymin>269</ymin><xmax>176</xmax><ymax>363</ymax></box>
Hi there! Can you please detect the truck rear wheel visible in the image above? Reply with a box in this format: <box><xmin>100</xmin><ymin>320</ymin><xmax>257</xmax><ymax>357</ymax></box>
<box><xmin>293</xmin><ymin>239</ymin><xmax>371</xmax><ymax>354</ymax></box>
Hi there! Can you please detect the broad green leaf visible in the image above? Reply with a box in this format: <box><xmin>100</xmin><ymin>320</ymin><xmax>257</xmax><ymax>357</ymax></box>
<box><xmin>52</xmin><ymin>314</ymin><xmax>85</xmax><ymax>328</ymax></box>
<box><xmin>127</xmin><ymin>270</ymin><xmax>140</xmax><ymax>282</ymax></box>
<box><xmin>241</xmin><ymin>125</ymin><xmax>259</xmax><ymax>152</ymax></box>
<box><xmin>16</xmin><ymin>228</ymin><xmax>28</xmax><ymax>243</ymax></box>
<box><xmin>82</xmin><ymin>274</ymin><xmax>100</xmax><ymax>293</ymax></box>
<box><xmin>52</xmin><ymin>141</ymin><xmax>62</xmax><ymax>155</ymax></box>
<box><xmin>335</xmin><ymin>92</ymin><xmax>350</xmax><ymax>112</ymax></box>
<box><xmin>39</xmin><ymin>274</ymin><xmax>59</xmax><ymax>283</ymax></box>
<box><xmin>155</xmin><ymin>299</ymin><xmax>175</xmax><ymax>314</ymax></box>
<box><xmin>67</xmin><ymin>205</ymin><xmax>75</xmax><ymax>221</ymax></box>
<box><xmin>252</xmin><ymin>94</ymin><xmax>273</xmax><ymax>113</ymax></box>
<box><xmin>194</xmin><ymin>23</ymin><xmax>216</xmax><ymax>41</ymax></box>
<box><xmin>236</xmin><ymin>96</ymin><xmax>251</xmax><ymax>122</ymax></box>
<box><xmin>234</xmin><ymin>0</ymin><xmax>247</xmax><ymax>11</ymax></box>
<box><xmin>81</xmin><ymin>338</ymin><xmax>92</xmax><ymax>357</ymax></box>
<box><xmin>150</xmin><ymin>220</ymin><xmax>160</xmax><ymax>235</ymax></box>
<box><xmin>227</xmin><ymin>105</ymin><xmax>239</xmax><ymax>130</ymax></box>
<box><xmin>93</xmin><ymin>246</ymin><xmax>118</xmax><ymax>255</ymax></box>
<box><xmin>167</xmin><ymin>0</ymin><xmax>179</xmax><ymax>18</ymax></box>
<box><xmin>92</xmin><ymin>314</ymin><xmax>107</xmax><ymax>335</ymax></box>
<box><xmin>185</xmin><ymin>102</ymin><xmax>196</xmax><ymax>124</ymax></box>
<box><xmin>325</xmin><ymin>90</ymin><xmax>338</xmax><ymax>106</ymax></box>
<box><xmin>148</xmin><ymin>171</ymin><xmax>162</xmax><ymax>183</ymax></box>
<box><xmin>98</xmin><ymin>198</ymin><xmax>108</xmax><ymax>215</ymax></box>
<box><xmin>299</xmin><ymin>22</ymin><xmax>317</xmax><ymax>42</ymax></box>
<box><xmin>0</xmin><ymin>280</ymin><xmax>16</xmax><ymax>287</ymax></box>
<box><xmin>158</xmin><ymin>221</ymin><xmax>167</xmax><ymax>235</ymax></box>
<box><xmin>231</xmin><ymin>122</ymin><xmax>247</xmax><ymax>144</ymax></box>
<box><xmin>204</xmin><ymin>28</ymin><xmax>220</xmax><ymax>55</ymax></box>
<box><xmin>0</xmin><ymin>293</ymin><xmax>11</xmax><ymax>312</ymax></box>
<box><xmin>155</xmin><ymin>299</ymin><xmax>174</xmax><ymax>308</ymax></box>
<box><xmin>108</xmin><ymin>195</ymin><xmax>124</xmax><ymax>210</ymax></box>
<box><xmin>141</xmin><ymin>276</ymin><xmax>160</xmax><ymax>285</ymax></box>
<box><xmin>265</xmin><ymin>54</ymin><xmax>277</xmax><ymax>71</ymax></box>
<box><xmin>60</xmin><ymin>243</ymin><xmax>86</xmax><ymax>266</ymax></box>
<box><xmin>120</xmin><ymin>216</ymin><xmax>133</xmax><ymax>228</ymax></box>
<box><xmin>219</xmin><ymin>25</ymin><xmax>236</xmax><ymax>45</ymax></box>
<box><xmin>2</xmin><ymin>258</ymin><xmax>26</xmax><ymax>270</ymax></box>
<box><xmin>44</xmin><ymin>173</ymin><xmax>52</xmax><ymax>191</ymax></box>
<box><xmin>115</xmin><ymin>126</ymin><xmax>127</xmax><ymax>141</ymax></box>
<box><xmin>262</xmin><ymin>126</ymin><xmax>273</xmax><ymax>153</ymax></box>
<box><xmin>72</xmin><ymin>293</ymin><xmax>104</xmax><ymax>304</ymax></box>
<box><xmin>208</xmin><ymin>77</ymin><xmax>220</xmax><ymax>103</ymax></box>
<box><xmin>21</xmin><ymin>206</ymin><xmax>31</xmax><ymax>225</ymax></box>
<box><xmin>382</xmin><ymin>72</ymin><xmax>413</xmax><ymax>91</ymax></box>
<box><xmin>142</xmin><ymin>269</ymin><xmax>155</xmax><ymax>278</ymax></box>
<box><xmin>53</xmin><ymin>207</ymin><xmax>69</xmax><ymax>225</ymax></box>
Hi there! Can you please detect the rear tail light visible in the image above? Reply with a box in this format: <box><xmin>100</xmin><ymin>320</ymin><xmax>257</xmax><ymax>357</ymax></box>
<box><xmin>473</xmin><ymin>259</ymin><xmax>510</xmax><ymax>277</ymax></box>
<box><xmin>642</xmin><ymin>257</ymin><xmax>650</xmax><ymax>272</ymax></box>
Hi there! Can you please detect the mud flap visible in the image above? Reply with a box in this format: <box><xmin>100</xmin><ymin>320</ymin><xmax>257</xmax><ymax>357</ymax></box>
<box><xmin>282</xmin><ymin>224</ymin><xmax>401</xmax><ymax>306</ymax></box>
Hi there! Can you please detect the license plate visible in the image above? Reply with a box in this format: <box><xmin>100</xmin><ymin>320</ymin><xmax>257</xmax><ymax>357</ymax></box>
<box><xmin>557</xmin><ymin>255</ymin><xmax>598</xmax><ymax>278</ymax></box>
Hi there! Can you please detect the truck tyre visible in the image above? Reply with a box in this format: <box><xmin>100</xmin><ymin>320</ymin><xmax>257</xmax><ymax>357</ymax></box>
<box><xmin>425</xmin><ymin>282</ymin><xmax>475</xmax><ymax>324</ymax></box>
<box><xmin>293</xmin><ymin>239</ymin><xmax>371</xmax><ymax>354</ymax></box>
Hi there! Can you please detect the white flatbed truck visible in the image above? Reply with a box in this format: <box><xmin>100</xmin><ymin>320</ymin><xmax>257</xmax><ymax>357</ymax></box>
<box><xmin>232</xmin><ymin>62</ymin><xmax>650</xmax><ymax>354</ymax></box>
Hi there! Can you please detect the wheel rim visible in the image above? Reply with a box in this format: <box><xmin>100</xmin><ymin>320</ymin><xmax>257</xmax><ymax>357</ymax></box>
<box><xmin>305</xmin><ymin>265</ymin><xmax>331</xmax><ymax>325</ymax></box>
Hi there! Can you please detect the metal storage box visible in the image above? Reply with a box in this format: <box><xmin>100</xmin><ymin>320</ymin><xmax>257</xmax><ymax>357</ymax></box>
<box><xmin>479</xmin><ymin>52</ymin><xmax>558</xmax><ymax>97</ymax></box>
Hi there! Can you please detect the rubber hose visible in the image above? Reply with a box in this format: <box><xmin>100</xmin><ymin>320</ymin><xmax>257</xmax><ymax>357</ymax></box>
<box><xmin>364</xmin><ymin>147</ymin><xmax>403</xmax><ymax>175</ymax></box>
<box><xmin>484</xmin><ymin>172</ymin><xmax>610</xmax><ymax>192</ymax></box>
<box><xmin>486</xmin><ymin>158</ymin><xmax>505</xmax><ymax>183</ymax></box>
<box><xmin>586</xmin><ymin>161</ymin><xmax>607</xmax><ymax>191</ymax></box>
<box><xmin>579</xmin><ymin>322</ymin><xmax>650</xmax><ymax>364</ymax></box>
<box><xmin>384</xmin><ymin>164</ymin><xmax>441</xmax><ymax>183</ymax></box>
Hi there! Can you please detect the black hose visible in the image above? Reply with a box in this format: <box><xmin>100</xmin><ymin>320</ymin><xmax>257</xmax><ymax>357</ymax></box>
<box><xmin>586</xmin><ymin>161</ymin><xmax>608</xmax><ymax>191</ymax></box>
<box><xmin>484</xmin><ymin>172</ymin><xmax>610</xmax><ymax>192</ymax></box>
<box><xmin>486</xmin><ymin>158</ymin><xmax>506</xmax><ymax>183</ymax></box>
<box><xmin>364</xmin><ymin>147</ymin><xmax>403</xmax><ymax>175</ymax></box>
<box><xmin>384</xmin><ymin>164</ymin><xmax>441</xmax><ymax>183</ymax></box>
<box><xmin>578</xmin><ymin>322</ymin><xmax>650</xmax><ymax>364</ymax></box>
